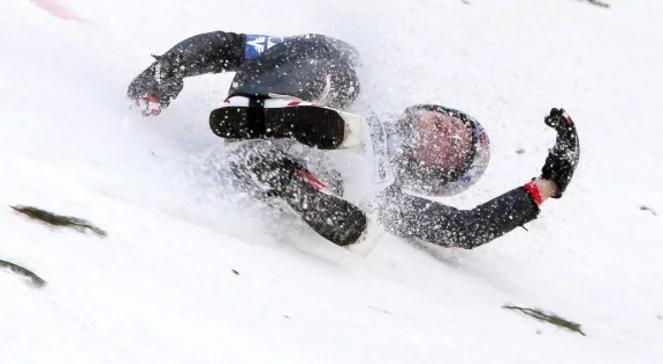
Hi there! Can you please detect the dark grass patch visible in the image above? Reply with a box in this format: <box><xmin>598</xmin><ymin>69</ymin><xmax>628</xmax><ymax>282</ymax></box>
<box><xmin>11</xmin><ymin>205</ymin><xmax>107</xmax><ymax>237</ymax></box>
<box><xmin>368</xmin><ymin>305</ymin><xmax>392</xmax><ymax>315</ymax></box>
<box><xmin>578</xmin><ymin>0</ymin><xmax>610</xmax><ymax>8</ymax></box>
<box><xmin>503</xmin><ymin>305</ymin><xmax>586</xmax><ymax>336</ymax></box>
<box><xmin>0</xmin><ymin>259</ymin><xmax>47</xmax><ymax>288</ymax></box>
<box><xmin>640</xmin><ymin>205</ymin><xmax>658</xmax><ymax>216</ymax></box>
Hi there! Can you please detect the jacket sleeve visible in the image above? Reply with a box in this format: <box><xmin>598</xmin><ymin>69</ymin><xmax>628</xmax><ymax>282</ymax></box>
<box><xmin>151</xmin><ymin>31</ymin><xmax>246</xmax><ymax>78</ymax></box>
<box><xmin>377</xmin><ymin>185</ymin><xmax>540</xmax><ymax>249</ymax></box>
<box><xmin>127</xmin><ymin>31</ymin><xmax>246</xmax><ymax>104</ymax></box>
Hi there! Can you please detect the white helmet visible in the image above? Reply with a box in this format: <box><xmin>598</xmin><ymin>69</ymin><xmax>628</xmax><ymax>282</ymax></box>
<box><xmin>392</xmin><ymin>104</ymin><xmax>491</xmax><ymax>196</ymax></box>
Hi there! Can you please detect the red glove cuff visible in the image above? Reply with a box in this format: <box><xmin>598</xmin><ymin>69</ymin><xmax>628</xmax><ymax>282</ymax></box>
<box><xmin>523</xmin><ymin>181</ymin><xmax>543</xmax><ymax>206</ymax></box>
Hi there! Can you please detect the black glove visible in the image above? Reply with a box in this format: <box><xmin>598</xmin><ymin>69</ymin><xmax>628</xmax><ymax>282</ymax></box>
<box><xmin>540</xmin><ymin>108</ymin><xmax>580</xmax><ymax>198</ymax></box>
<box><xmin>127</xmin><ymin>57</ymin><xmax>183</xmax><ymax>116</ymax></box>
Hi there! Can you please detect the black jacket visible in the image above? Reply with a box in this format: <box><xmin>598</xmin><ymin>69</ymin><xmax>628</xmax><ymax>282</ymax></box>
<box><xmin>130</xmin><ymin>31</ymin><xmax>360</xmax><ymax>108</ymax></box>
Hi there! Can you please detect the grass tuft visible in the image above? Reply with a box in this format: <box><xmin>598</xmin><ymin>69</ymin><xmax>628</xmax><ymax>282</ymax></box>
<box><xmin>10</xmin><ymin>205</ymin><xmax>107</xmax><ymax>237</ymax></box>
<box><xmin>640</xmin><ymin>205</ymin><xmax>658</xmax><ymax>216</ymax></box>
<box><xmin>578</xmin><ymin>0</ymin><xmax>610</xmax><ymax>8</ymax></box>
<box><xmin>0</xmin><ymin>259</ymin><xmax>47</xmax><ymax>288</ymax></box>
<box><xmin>503</xmin><ymin>305</ymin><xmax>586</xmax><ymax>336</ymax></box>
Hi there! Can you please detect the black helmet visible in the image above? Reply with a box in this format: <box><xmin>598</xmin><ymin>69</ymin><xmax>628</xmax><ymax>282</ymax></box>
<box><xmin>392</xmin><ymin>104</ymin><xmax>491</xmax><ymax>196</ymax></box>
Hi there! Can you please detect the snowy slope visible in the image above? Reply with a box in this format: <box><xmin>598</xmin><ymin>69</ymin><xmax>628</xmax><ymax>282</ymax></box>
<box><xmin>1</xmin><ymin>0</ymin><xmax>662</xmax><ymax>363</ymax></box>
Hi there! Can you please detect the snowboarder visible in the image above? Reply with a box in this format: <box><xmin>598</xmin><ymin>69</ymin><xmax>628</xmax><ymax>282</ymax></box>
<box><xmin>127</xmin><ymin>31</ymin><xmax>580</xmax><ymax>250</ymax></box>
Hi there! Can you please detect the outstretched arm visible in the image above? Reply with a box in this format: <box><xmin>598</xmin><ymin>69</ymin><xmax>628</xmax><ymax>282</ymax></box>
<box><xmin>150</xmin><ymin>31</ymin><xmax>246</xmax><ymax>78</ymax></box>
<box><xmin>127</xmin><ymin>31</ymin><xmax>246</xmax><ymax>115</ymax></box>
<box><xmin>378</xmin><ymin>183</ymin><xmax>545</xmax><ymax>249</ymax></box>
<box><xmin>379</xmin><ymin>108</ymin><xmax>579</xmax><ymax>249</ymax></box>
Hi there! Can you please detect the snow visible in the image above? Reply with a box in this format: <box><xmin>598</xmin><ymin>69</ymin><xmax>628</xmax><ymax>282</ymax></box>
<box><xmin>1</xmin><ymin>0</ymin><xmax>662</xmax><ymax>363</ymax></box>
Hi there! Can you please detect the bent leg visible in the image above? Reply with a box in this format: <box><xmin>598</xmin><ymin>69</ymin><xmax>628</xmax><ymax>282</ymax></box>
<box><xmin>224</xmin><ymin>140</ymin><xmax>366</xmax><ymax>246</ymax></box>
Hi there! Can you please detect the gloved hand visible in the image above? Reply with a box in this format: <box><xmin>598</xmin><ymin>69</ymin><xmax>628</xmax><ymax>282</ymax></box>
<box><xmin>540</xmin><ymin>108</ymin><xmax>580</xmax><ymax>198</ymax></box>
<box><xmin>127</xmin><ymin>59</ymin><xmax>183</xmax><ymax>116</ymax></box>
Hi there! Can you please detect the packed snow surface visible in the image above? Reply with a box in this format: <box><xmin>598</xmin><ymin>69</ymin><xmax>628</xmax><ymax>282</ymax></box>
<box><xmin>2</xmin><ymin>0</ymin><xmax>662</xmax><ymax>363</ymax></box>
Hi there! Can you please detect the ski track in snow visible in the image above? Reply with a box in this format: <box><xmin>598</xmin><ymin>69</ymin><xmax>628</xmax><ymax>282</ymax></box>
<box><xmin>2</xmin><ymin>0</ymin><xmax>663</xmax><ymax>363</ymax></box>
